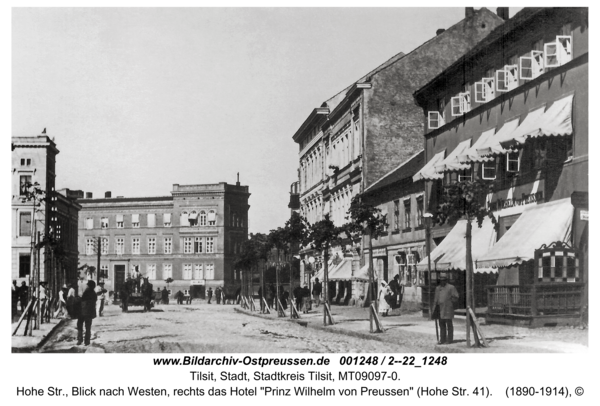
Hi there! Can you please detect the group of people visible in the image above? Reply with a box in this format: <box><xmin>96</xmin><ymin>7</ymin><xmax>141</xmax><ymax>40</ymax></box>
<box><xmin>206</xmin><ymin>286</ymin><xmax>226</xmax><ymax>304</ymax></box>
<box><xmin>12</xmin><ymin>280</ymin><xmax>81</xmax><ymax>322</ymax></box>
<box><xmin>378</xmin><ymin>274</ymin><xmax>404</xmax><ymax>317</ymax></box>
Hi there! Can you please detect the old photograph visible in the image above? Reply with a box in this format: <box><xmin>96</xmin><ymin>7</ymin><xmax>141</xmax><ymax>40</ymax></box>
<box><xmin>11</xmin><ymin>6</ymin><xmax>588</xmax><ymax>354</ymax></box>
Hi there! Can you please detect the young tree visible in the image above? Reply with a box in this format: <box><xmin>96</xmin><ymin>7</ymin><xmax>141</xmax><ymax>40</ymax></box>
<box><xmin>267</xmin><ymin>227</ymin><xmax>288</xmax><ymax>314</ymax></box>
<box><xmin>434</xmin><ymin>179</ymin><xmax>495</xmax><ymax>345</ymax></box>
<box><xmin>283</xmin><ymin>212</ymin><xmax>309</xmax><ymax>314</ymax></box>
<box><xmin>307</xmin><ymin>214</ymin><xmax>345</xmax><ymax>325</ymax></box>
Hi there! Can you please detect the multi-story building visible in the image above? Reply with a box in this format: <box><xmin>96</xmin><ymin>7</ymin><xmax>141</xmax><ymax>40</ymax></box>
<box><xmin>413</xmin><ymin>7</ymin><xmax>588</xmax><ymax>326</ymax></box>
<box><xmin>12</xmin><ymin>134</ymin><xmax>81</xmax><ymax>292</ymax></box>
<box><xmin>293</xmin><ymin>7</ymin><xmax>506</xmax><ymax>296</ymax></box>
<box><xmin>77</xmin><ymin>181</ymin><xmax>250</xmax><ymax>299</ymax></box>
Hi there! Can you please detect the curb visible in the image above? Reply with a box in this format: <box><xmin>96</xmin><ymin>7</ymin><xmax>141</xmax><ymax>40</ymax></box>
<box><xmin>37</xmin><ymin>318</ymin><xmax>69</xmax><ymax>349</ymax></box>
<box><xmin>234</xmin><ymin>307</ymin><xmax>466</xmax><ymax>353</ymax></box>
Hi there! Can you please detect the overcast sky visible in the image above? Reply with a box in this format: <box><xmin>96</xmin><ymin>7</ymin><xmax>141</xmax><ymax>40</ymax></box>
<box><xmin>12</xmin><ymin>7</ymin><xmax>522</xmax><ymax>233</ymax></box>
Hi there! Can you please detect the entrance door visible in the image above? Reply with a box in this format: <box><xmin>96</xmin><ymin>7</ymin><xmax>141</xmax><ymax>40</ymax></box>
<box><xmin>114</xmin><ymin>265</ymin><xmax>126</xmax><ymax>300</ymax></box>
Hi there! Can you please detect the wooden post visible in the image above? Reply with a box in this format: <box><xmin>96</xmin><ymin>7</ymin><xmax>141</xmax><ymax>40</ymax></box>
<box><xmin>468</xmin><ymin>307</ymin><xmax>489</xmax><ymax>348</ymax></box>
<box><xmin>277</xmin><ymin>298</ymin><xmax>286</xmax><ymax>317</ymax></box>
<box><xmin>291</xmin><ymin>301</ymin><xmax>300</xmax><ymax>319</ymax></box>
<box><xmin>262</xmin><ymin>297</ymin><xmax>271</xmax><ymax>314</ymax></box>
<box><xmin>323</xmin><ymin>302</ymin><xmax>335</xmax><ymax>325</ymax></box>
<box><xmin>12</xmin><ymin>299</ymin><xmax>34</xmax><ymax>336</ymax></box>
<box><xmin>370</xmin><ymin>303</ymin><xmax>384</xmax><ymax>333</ymax></box>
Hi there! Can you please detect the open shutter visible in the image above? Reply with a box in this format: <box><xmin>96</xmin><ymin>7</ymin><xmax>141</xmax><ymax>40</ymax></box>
<box><xmin>544</xmin><ymin>42</ymin><xmax>560</xmax><ymax>67</ymax></box>
<box><xmin>505</xmin><ymin>65</ymin><xmax>519</xmax><ymax>90</ymax></box>
<box><xmin>483</xmin><ymin>77</ymin><xmax>495</xmax><ymax>100</ymax></box>
<box><xmin>531</xmin><ymin>50</ymin><xmax>545</xmax><ymax>77</ymax></box>
<box><xmin>556</xmin><ymin>35</ymin><xmax>572</xmax><ymax>64</ymax></box>
<box><xmin>496</xmin><ymin>69</ymin><xmax>508</xmax><ymax>92</ymax></box>
<box><xmin>460</xmin><ymin>92</ymin><xmax>471</xmax><ymax>113</ymax></box>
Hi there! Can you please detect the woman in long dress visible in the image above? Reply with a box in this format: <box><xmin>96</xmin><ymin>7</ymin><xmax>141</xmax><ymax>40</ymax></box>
<box><xmin>378</xmin><ymin>281</ymin><xmax>392</xmax><ymax>316</ymax></box>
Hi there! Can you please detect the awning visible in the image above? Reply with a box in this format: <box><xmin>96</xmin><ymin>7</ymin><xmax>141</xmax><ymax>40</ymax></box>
<box><xmin>458</xmin><ymin>128</ymin><xmax>496</xmax><ymax>163</ymax></box>
<box><xmin>413</xmin><ymin>150</ymin><xmax>446</xmax><ymax>181</ymax></box>
<box><xmin>207</xmin><ymin>211</ymin><xmax>216</xmax><ymax>222</ymax></box>
<box><xmin>116</xmin><ymin>214</ymin><xmax>124</xmax><ymax>222</ymax></box>
<box><xmin>311</xmin><ymin>259</ymin><xmax>334</xmax><ymax>282</ymax></box>
<box><xmin>475</xmin><ymin>118</ymin><xmax>521</xmax><ymax>157</ymax></box>
<box><xmin>131</xmin><ymin>214</ymin><xmax>139</xmax><ymax>223</ymax></box>
<box><xmin>477</xmin><ymin>198</ymin><xmax>573</xmax><ymax>268</ymax></box>
<box><xmin>163</xmin><ymin>213</ymin><xmax>171</xmax><ymax>222</ymax></box>
<box><xmin>354</xmin><ymin>263</ymin><xmax>378</xmax><ymax>281</ymax></box>
<box><xmin>434</xmin><ymin>139</ymin><xmax>472</xmax><ymax>173</ymax></box>
<box><xmin>328</xmin><ymin>259</ymin><xmax>354</xmax><ymax>281</ymax></box>
<box><xmin>500</xmin><ymin>94</ymin><xmax>573</xmax><ymax>150</ymax></box>
<box><xmin>416</xmin><ymin>216</ymin><xmax>497</xmax><ymax>271</ymax></box>
<box><xmin>188</xmin><ymin>211</ymin><xmax>199</xmax><ymax>220</ymax></box>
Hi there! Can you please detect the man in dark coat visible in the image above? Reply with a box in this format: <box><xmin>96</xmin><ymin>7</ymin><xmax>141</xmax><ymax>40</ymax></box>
<box><xmin>207</xmin><ymin>287</ymin><xmax>213</xmax><ymax>304</ymax></box>
<box><xmin>161</xmin><ymin>287</ymin><xmax>169</xmax><ymax>304</ymax></box>
<box><xmin>120</xmin><ymin>279</ymin><xmax>130</xmax><ymax>312</ymax></box>
<box><xmin>19</xmin><ymin>282</ymin><xmax>28</xmax><ymax>312</ymax></box>
<box><xmin>312</xmin><ymin>278</ymin><xmax>322</xmax><ymax>307</ymax></box>
<box><xmin>433</xmin><ymin>274</ymin><xmax>459</xmax><ymax>345</ymax></box>
<box><xmin>293</xmin><ymin>285</ymin><xmax>303</xmax><ymax>311</ymax></box>
<box><xmin>77</xmin><ymin>280</ymin><xmax>98</xmax><ymax>346</ymax></box>
<box><xmin>215</xmin><ymin>287</ymin><xmax>222</xmax><ymax>304</ymax></box>
<box><xmin>388</xmin><ymin>274</ymin><xmax>402</xmax><ymax>309</ymax></box>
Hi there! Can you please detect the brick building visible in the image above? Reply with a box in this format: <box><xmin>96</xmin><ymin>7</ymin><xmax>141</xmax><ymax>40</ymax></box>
<box><xmin>292</xmin><ymin>8</ymin><xmax>506</xmax><ymax>297</ymax></box>
<box><xmin>413</xmin><ymin>7</ymin><xmax>588</xmax><ymax>326</ymax></box>
<box><xmin>77</xmin><ymin>181</ymin><xmax>250</xmax><ymax>299</ymax></box>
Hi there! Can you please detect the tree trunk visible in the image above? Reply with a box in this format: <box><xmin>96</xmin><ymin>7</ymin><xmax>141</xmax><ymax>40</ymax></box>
<box><xmin>323</xmin><ymin>247</ymin><xmax>329</xmax><ymax>326</ymax></box>
<box><xmin>465</xmin><ymin>218</ymin><xmax>473</xmax><ymax>346</ymax></box>
<box><xmin>369</xmin><ymin>229</ymin><xmax>376</xmax><ymax>311</ymax></box>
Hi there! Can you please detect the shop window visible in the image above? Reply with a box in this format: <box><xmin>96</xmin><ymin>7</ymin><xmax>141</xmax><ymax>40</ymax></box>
<box><xmin>536</xmin><ymin>241</ymin><xmax>580</xmax><ymax>283</ymax></box>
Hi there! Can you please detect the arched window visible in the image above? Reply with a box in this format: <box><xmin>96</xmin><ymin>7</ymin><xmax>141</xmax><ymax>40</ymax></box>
<box><xmin>188</xmin><ymin>211</ymin><xmax>198</xmax><ymax>226</ymax></box>
<box><xmin>199</xmin><ymin>210</ymin><xmax>207</xmax><ymax>226</ymax></box>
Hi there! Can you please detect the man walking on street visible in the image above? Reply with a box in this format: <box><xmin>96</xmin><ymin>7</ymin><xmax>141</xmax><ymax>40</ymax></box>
<box><xmin>433</xmin><ymin>274</ymin><xmax>459</xmax><ymax>345</ymax></box>
<box><xmin>207</xmin><ymin>287</ymin><xmax>213</xmax><ymax>304</ymax></box>
<box><xmin>215</xmin><ymin>286</ymin><xmax>222</xmax><ymax>304</ymax></box>
<box><xmin>77</xmin><ymin>280</ymin><xmax>98</xmax><ymax>346</ymax></box>
<box><xmin>312</xmin><ymin>278</ymin><xmax>322</xmax><ymax>307</ymax></box>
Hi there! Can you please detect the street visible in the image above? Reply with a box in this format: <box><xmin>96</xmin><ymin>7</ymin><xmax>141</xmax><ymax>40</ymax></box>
<box><xmin>39</xmin><ymin>301</ymin><xmax>417</xmax><ymax>353</ymax></box>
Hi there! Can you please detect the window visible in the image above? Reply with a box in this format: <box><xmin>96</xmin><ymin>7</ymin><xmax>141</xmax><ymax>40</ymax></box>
<box><xmin>182</xmin><ymin>264</ymin><xmax>192</xmax><ymax>280</ymax></box>
<box><xmin>85</xmin><ymin>218</ymin><xmax>93</xmax><ymax>230</ymax></box>
<box><xmin>416</xmin><ymin>196</ymin><xmax>424</xmax><ymax>227</ymax></box>
<box><xmin>20</xmin><ymin>158</ymin><xmax>31</xmax><ymax>166</ymax></box>
<box><xmin>101</xmin><ymin>238</ymin><xmax>109</xmax><ymax>255</ymax></box>
<box><xmin>194</xmin><ymin>237</ymin><xmax>203</xmax><ymax>253</ymax></box>
<box><xmin>147</xmin><ymin>213</ymin><xmax>156</xmax><ymax>228</ymax></box>
<box><xmin>496</xmin><ymin>65</ymin><xmax>518</xmax><ymax>92</ymax></box>
<box><xmin>116</xmin><ymin>238</ymin><xmax>124</xmax><ymax>255</ymax></box>
<box><xmin>19</xmin><ymin>254</ymin><xmax>31</xmax><ymax>278</ymax></box>
<box><xmin>403</xmin><ymin>199</ymin><xmax>411</xmax><ymax>230</ymax></box>
<box><xmin>180</xmin><ymin>212</ymin><xmax>189</xmax><ymax>227</ymax></box>
<box><xmin>393</xmin><ymin>200</ymin><xmax>400</xmax><ymax>231</ymax></box>
<box><xmin>194</xmin><ymin>263</ymin><xmax>204</xmax><ymax>280</ymax></box>
<box><xmin>474</xmin><ymin>77</ymin><xmax>495</xmax><ymax>103</ymax></box>
<box><xmin>520</xmin><ymin>51</ymin><xmax>545</xmax><ymax>80</ymax></box>
<box><xmin>131</xmin><ymin>214</ymin><xmax>140</xmax><ymax>228</ymax></box>
<box><xmin>20</xmin><ymin>212</ymin><xmax>31</xmax><ymax>236</ymax></box>
<box><xmin>147</xmin><ymin>263</ymin><xmax>157</xmax><ymax>280</ymax></box>
<box><xmin>184</xmin><ymin>237</ymin><xmax>193</xmax><ymax>254</ymax></box>
<box><xmin>458</xmin><ymin>168</ymin><xmax>472</xmax><ymax>182</ymax></box>
<box><xmin>482</xmin><ymin>159</ymin><xmax>496</xmax><ymax>180</ymax></box>
<box><xmin>164</xmin><ymin>237</ymin><xmax>172</xmax><ymax>254</ymax></box>
<box><xmin>188</xmin><ymin>211</ymin><xmax>198</xmax><ymax>226</ymax></box>
<box><xmin>163</xmin><ymin>263</ymin><xmax>172</xmax><ymax>279</ymax></box>
<box><xmin>163</xmin><ymin>213</ymin><xmax>171</xmax><ymax>227</ymax></box>
<box><xmin>132</xmin><ymin>238</ymin><xmax>140</xmax><ymax>254</ymax></box>
<box><xmin>100</xmin><ymin>265</ymin><xmax>109</xmax><ymax>279</ymax></box>
<box><xmin>451</xmin><ymin>92</ymin><xmax>470</xmax><ymax>116</ymax></box>
<box><xmin>148</xmin><ymin>237</ymin><xmax>156</xmax><ymax>254</ymax></box>
<box><xmin>199</xmin><ymin>211</ymin><xmax>207</xmax><ymax>226</ymax></box>
<box><xmin>205</xmin><ymin>263</ymin><xmax>214</xmax><ymax>280</ymax></box>
<box><xmin>101</xmin><ymin>217</ymin><xmax>109</xmax><ymax>229</ymax></box>
<box><xmin>231</xmin><ymin>213</ymin><xmax>236</xmax><ymax>227</ymax></box>
<box><xmin>116</xmin><ymin>214</ymin><xmax>124</xmax><ymax>228</ymax></box>
<box><xmin>428</xmin><ymin>111</ymin><xmax>445</xmax><ymax>129</ymax></box>
<box><xmin>545</xmin><ymin>36</ymin><xmax>572</xmax><ymax>68</ymax></box>
<box><xmin>208</xmin><ymin>210</ymin><xmax>216</xmax><ymax>226</ymax></box>
<box><xmin>506</xmin><ymin>151</ymin><xmax>520</xmax><ymax>173</ymax></box>
<box><xmin>86</xmin><ymin>239</ymin><xmax>95</xmax><ymax>255</ymax></box>
<box><xmin>206</xmin><ymin>237</ymin><xmax>214</xmax><ymax>253</ymax></box>
<box><xmin>19</xmin><ymin>175</ymin><xmax>32</xmax><ymax>195</ymax></box>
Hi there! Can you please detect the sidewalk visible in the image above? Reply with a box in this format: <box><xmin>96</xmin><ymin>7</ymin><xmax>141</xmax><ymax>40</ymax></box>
<box><xmin>11</xmin><ymin>317</ymin><xmax>67</xmax><ymax>353</ymax></box>
<box><xmin>235</xmin><ymin>303</ymin><xmax>588</xmax><ymax>353</ymax></box>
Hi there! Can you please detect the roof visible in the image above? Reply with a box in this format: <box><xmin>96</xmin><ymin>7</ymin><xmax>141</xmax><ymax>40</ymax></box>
<box><xmin>363</xmin><ymin>149</ymin><xmax>424</xmax><ymax>195</ymax></box>
<box><xmin>78</xmin><ymin>196</ymin><xmax>174</xmax><ymax>204</ymax></box>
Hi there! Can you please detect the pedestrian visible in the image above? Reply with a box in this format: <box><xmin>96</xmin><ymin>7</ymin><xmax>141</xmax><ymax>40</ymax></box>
<box><xmin>175</xmin><ymin>290</ymin><xmax>183</xmax><ymax>304</ymax></box>
<box><xmin>301</xmin><ymin>285</ymin><xmax>311</xmax><ymax>313</ymax></box>
<box><xmin>120</xmin><ymin>281</ymin><xmax>130</xmax><ymax>312</ymax></box>
<box><xmin>39</xmin><ymin>282</ymin><xmax>48</xmax><ymax>324</ymax></box>
<box><xmin>207</xmin><ymin>287</ymin><xmax>213</xmax><ymax>304</ymax></box>
<box><xmin>281</xmin><ymin>290</ymin><xmax>289</xmax><ymax>310</ymax></box>
<box><xmin>269</xmin><ymin>283</ymin><xmax>276</xmax><ymax>309</ymax></box>
<box><xmin>258</xmin><ymin>286</ymin><xmax>264</xmax><ymax>311</ymax></box>
<box><xmin>19</xmin><ymin>282</ymin><xmax>28</xmax><ymax>313</ymax></box>
<box><xmin>215</xmin><ymin>286</ymin><xmax>222</xmax><ymax>304</ymax></box>
<box><xmin>293</xmin><ymin>285</ymin><xmax>302</xmax><ymax>311</ymax></box>
<box><xmin>432</xmin><ymin>274</ymin><xmax>459</xmax><ymax>345</ymax></box>
<box><xmin>161</xmin><ymin>287</ymin><xmax>169</xmax><ymax>305</ymax></box>
<box><xmin>95</xmin><ymin>282</ymin><xmax>106</xmax><ymax>317</ymax></box>
<box><xmin>265</xmin><ymin>285</ymin><xmax>273</xmax><ymax>309</ymax></box>
<box><xmin>234</xmin><ymin>286</ymin><xmax>241</xmax><ymax>304</ymax></box>
<box><xmin>66</xmin><ymin>283</ymin><xmax>76</xmax><ymax>317</ymax></box>
<box><xmin>12</xmin><ymin>280</ymin><xmax>18</xmax><ymax>321</ymax></box>
<box><xmin>54</xmin><ymin>284</ymin><xmax>67</xmax><ymax>319</ymax></box>
<box><xmin>378</xmin><ymin>281</ymin><xmax>392</xmax><ymax>317</ymax></box>
<box><xmin>186</xmin><ymin>286</ymin><xmax>193</xmax><ymax>304</ymax></box>
<box><xmin>388</xmin><ymin>274</ymin><xmax>402</xmax><ymax>310</ymax></box>
<box><xmin>312</xmin><ymin>278</ymin><xmax>322</xmax><ymax>307</ymax></box>
<box><xmin>221</xmin><ymin>286</ymin><xmax>226</xmax><ymax>305</ymax></box>
<box><xmin>77</xmin><ymin>280</ymin><xmax>98</xmax><ymax>346</ymax></box>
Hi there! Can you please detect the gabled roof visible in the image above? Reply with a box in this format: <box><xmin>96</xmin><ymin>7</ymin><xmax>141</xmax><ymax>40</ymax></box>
<box><xmin>363</xmin><ymin>149</ymin><xmax>424</xmax><ymax>195</ymax></box>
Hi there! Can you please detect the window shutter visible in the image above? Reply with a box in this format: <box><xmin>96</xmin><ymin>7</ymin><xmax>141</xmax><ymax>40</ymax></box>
<box><xmin>505</xmin><ymin>65</ymin><xmax>518</xmax><ymax>90</ymax></box>
<box><xmin>556</xmin><ymin>35</ymin><xmax>572</xmax><ymax>64</ymax></box>
<box><xmin>483</xmin><ymin>77</ymin><xmax>495</xmax><ymax>100</ymax></box>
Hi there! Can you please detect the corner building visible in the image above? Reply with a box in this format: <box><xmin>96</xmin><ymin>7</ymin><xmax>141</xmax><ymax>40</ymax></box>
<box><xmin>77</xmin><ymin>182</ymin><xmax>249</xmax><ymax>299</ymax></box>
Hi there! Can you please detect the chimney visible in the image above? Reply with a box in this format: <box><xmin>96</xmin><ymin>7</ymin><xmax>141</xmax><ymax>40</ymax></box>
<box><xmin>236</xmin><ymin>172</ymin><xmax>240</xmax><ymax>186</ymax></box>
<box><xmin>496</xmin><ymin>7</ymin><xmax>509</xmax><ymax>20</ymax></box>
<box><xmin>436</xmin><ymin>28</ymin><xmax>446</xmax><ymax>36</ymax></box>
<box><xmin>86</xmin><ymin>192</ymin><xmax>93</xmax><ymax>199</ymax></box>
<box><xmin>105</xmin><ymin>191</ymin><xmax>112</xmax><ymax>198</ymax></box>
<box><xmin>465</xmin><ymin>7</ymin><xmax>475</xmax><ymax>19</ymax></box>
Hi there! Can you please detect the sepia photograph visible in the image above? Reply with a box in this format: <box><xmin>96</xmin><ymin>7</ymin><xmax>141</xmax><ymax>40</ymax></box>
<box><xmin>11</xmin><ymin>6</ymin><xmax>588</xmax><ymax>356</ymax></box>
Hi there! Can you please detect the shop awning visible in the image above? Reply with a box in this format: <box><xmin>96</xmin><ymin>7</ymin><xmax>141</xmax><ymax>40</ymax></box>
<box><xmin>328</xmin><ymin>259</ymin><xmax>354</xmax><ymax>281</ymax></box>
<box><xmin>500</xmin><ymin>94</ymin><xmax>573</xmax><ymax>150</ymax></box>
<box><xmin>311</xmin><ymin>259</ymin><xmax>335</xmax><ymax>282</ymax></box>
<box><xmin>354</xmin><ymin>263</ymin><xmax>378</xmax><ymax>281</ymax></box>
<box><xmin>477</xmin><ymin>198</ymin><xmax>573</xmax><ymax>268</ymax></box>
<box><xmin>475</xmin><ymin>118</ymin><xmax>521</xmax><ymax>157</ymax></box>
<box><xmin>413</xmin><ymin>150</ymin><xmax>446</xmax><ymax>181</ymax></box>
<box><xmin>434</xmin><ymin>139</ymin><xmax>472</xmax><ymax>173</ymax></box>
<box><xmin>416</xmin><ymin>216</ymin><xmax>497</xmax><ymax>272</ymax></box>
<box><xmin>458</xmin><ymin>128</ymin><xmax>496</xmax><ymax>163</ymax></box>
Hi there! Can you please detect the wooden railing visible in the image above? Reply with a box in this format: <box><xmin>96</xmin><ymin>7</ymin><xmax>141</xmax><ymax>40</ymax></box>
<box><xmin>487</xmin><ymin>283</ymin><xmax>585</xmax><ymax>317</ymax></box>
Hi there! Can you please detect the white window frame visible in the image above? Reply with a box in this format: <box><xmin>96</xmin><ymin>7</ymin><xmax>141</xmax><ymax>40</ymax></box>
<box><xmin>428</xmin><ymin>111</ymin><xmax>445</xmax><ymax>129</ymax></box>
<box><xmin>194</xmin><ymin>237</ymin><xmax>203</xmax><ymax>253</ymax></box>
<box><xmin>183</xmin><ymin>237</ymin><xmax>193</xmax><ymax>254</ymax></box>
<box><xmin>183</xmin><ymin>264</ymin><xmax>193</xmax><ymax>280</ymax></box>
<box><xmin>458</xmin><ymin>168</ymin><xmax>472</xmax><ymax>182</ymax></box>
<box><xmin>101</xmin><ymin>217</ymin><xmax>109</xmax><ymax>229</ymax></box>
<box><xmin>206</xmin><ymin>237</ymin><xmax>214</xmax><ymax>253</ymax></box>
<box><xmin>205</xmin><ymin>263</ymin><xmax>214</xmax><ymax>280</ymax></box>
<box><xmin>116</xmin><ymin>238</ymin><xmax>124</xmax><ymax>255</ymax></box>
<box><xmin>482</xmin><ymin>159</ymin><xmax>496</xmax><ymax>180</ymax></box>
<box><xmin>199</xmin><ymin>211</ymin><xmax>207</xmax><ymax>226</ymax></box>
<box><xmin>163</xmin><ymin>263</ymin><xmax>173</xmax><ymax>279</ymax></box>
<box><xmin>85</xmin><ymin>238</ymin><xmax>95</xmax><ymax>255</ymax></box>
<box><xmin>147</xmin><ymin>263</ymin><xmax>157</xmax><ymax>280</ymax></box>
<box><xmin>101</xmin><ymin>237</ymin><xmax>109</xmax><ymax>255</ymax></box>
<box><xmin>148</xmin><ymin>237</ymin><xmax>156</xmax><ymax>254</ymax></box>
<box><xmin>506</xmin><ymin>152</ymin><xmax>520</xmax><ymax>173</ymax></box>
<box><xmin>544</xmin><ymin>42</ymin><xmax>560</xmax><ymax>68</ymax></box>
<box><xmin>459</xmin><ymin>91</ymin><xmax>471</xmax><ymax>114</ymax></box>
<box><xmin>451</xmin><ymin>96</ymin><xmax>462</xmax><ymax>117</ymax></box>
<box><xmin>474</xmin><ymin>81</ymin><xmax>485</xmax><ymax>103</ymax></box>
<box><xmin>131</xmin><ymin>214</ymin><xmax>140</xmax><ymax>228</ymax></box>
<box><xmin>132</xmin><ymin>238</ymin><xmax>140</xmax><ymax>255</ymax></box>
<box><xmin>163</xmin><ymin>237</ymin><xmax>172</xmax><ymax>255</ymax></box>
<box><xmin>520</xmin><ymin>51</ymin><xmax>545</xmax><ymax>80</ymax></box>
<box><xmin>193</xmin><ymin>263</ymin><xmax>204</xmax><ymax>280</ymax></box>
<box><xmin>100</xmin><ymin>265</ymin><xmax>109</xmax><ymax>280</ymax></box>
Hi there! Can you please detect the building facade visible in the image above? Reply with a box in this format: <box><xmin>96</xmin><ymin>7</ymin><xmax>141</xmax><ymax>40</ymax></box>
<box><xmin>77</xmin><ymin>182</ymin><xmax>250</xmax><ymax>299</ymax></box>
<box><xmin>292</xmin><ymin>7</ymin><xmax>506</xmax><ymax>297</ymax></box>
<box><xmin>12</xmin><ymin>134</ymin><xmax>81</xmax><ymax>293</ymax></box>
<box><xmin>413</xmin><ymin>7</ymin><xmax>588</xmax><ymax>325</ymax></box>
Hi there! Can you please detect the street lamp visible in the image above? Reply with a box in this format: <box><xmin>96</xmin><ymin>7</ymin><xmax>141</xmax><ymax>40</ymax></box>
<box><xmin>422</xmin><ymin>212</ymin><xmax>433</xmax><ymax>318</ymax></box>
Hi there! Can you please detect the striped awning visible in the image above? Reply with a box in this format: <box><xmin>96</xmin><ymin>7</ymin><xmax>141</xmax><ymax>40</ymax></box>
<box><xmin>413</xmin><ymin>150</ymin><xmax>446</xmax><ymax>181</ymax></box>
<box><xmin>475</xmin><ymin>118</ymin><xmax>521</xmax><ymax>157</ymax></box>
<box><xmin>434</xmin><ymin>139</ymin><xmax>472</xmax><ymax>173</ymax></box>
<box><xmin>458</xmin><ymin>128</ymin><xmax>496</xmax><ymax>163</ymax></box>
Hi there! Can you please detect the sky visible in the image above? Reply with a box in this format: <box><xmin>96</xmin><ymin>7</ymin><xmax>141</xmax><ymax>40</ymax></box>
<box><xmin>12</xmin><ymin>7</ymin><xmax>523</xmax><ymax>234</ymax></box>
